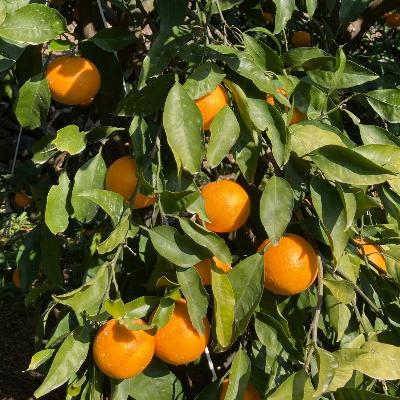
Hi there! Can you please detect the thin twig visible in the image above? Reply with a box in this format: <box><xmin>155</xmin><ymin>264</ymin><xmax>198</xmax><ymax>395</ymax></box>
<box><xmin>205</xmin><ymin>346</ymin><xmax>218</xmax><ymax>381</ymax></box>
<box><xmin>96</xmin><ymin>0</ymin><xmax>108</xmax><ymax>27</ymax></box>
<box><xmin>11</xmin><ymin>127</ymin><xmax>22</xmax><ymax>174</ymax></box>
<box><xmin>351</xmin><ymin>298</ymin><xmax>370</xmax><ymax>335</ymax></box>
<box><xmin>136</xmin><ymin>0</ymin><xmax>158</xmax><ymax>34</ymax></box>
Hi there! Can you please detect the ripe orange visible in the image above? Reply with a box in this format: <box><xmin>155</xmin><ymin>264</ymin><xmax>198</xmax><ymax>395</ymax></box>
<box><xmin>258</xmin><ymin>234</ymin><xmax>318</xmax><ymax>295</ymax></box>
<box><xmin>14</xmin><ymin>192</ymin><xmax>32</xmax><ymax>208</ymax></box>
<box><xmin>12</xmin><ymin>269</ymin><xmax>20</xmax><ymax>288</ymax></box>
<box><xmin>195</xmin><ymin>85</ymin><xmax>228</xmax><ymax>130</ymax></box>
<box><xmin>262</xmin><ymin>12</ymin><xmax>273</xmax><ymax>24</ymax></box>
<box><xmin>152</xmin><ymin>298</ymin><xmax>210</xmax><ymax>365</ymax></box>
<box><xmin>201</xmin><ymin>180</ymin><xmax>250</xmax><ymax>233</ymax></box>
<box><xmin>266</xmin><ymin>88</ymin><xmax>306</xmax><ymax>125</ymax></box>
<box><xmin>45</xmin><ymin>56</ymin><xmax>101</xmax><ymax>105</ymax></box>
<box><xmin>105</xmin><ymin>156</ymin><xmax>156</xmax><ymax>209</ymax></box>
<box><xmin>292</xmin><ymin>31</ymin><xmax>311</xmax><ymax>47</ymax></box>
<box><xmin>354</xmin><ymin>238</ymin><xmax>386</xmax><ymax>273</ymax></box>
<box><xmin>219</xmin><ymin>379</ymin><xmax>261</xmax><ymax>400</ymax></box>
<box><xmin>195</xmin><ymin>256</ymin><xmax>231</xmax><ymax>285</ymax></box>
<box><xmin>290</xmin><ymin>107</ymin><xmax>306</xmax><ymax>125</ymax></box>
<box><xmin>93</xmin><ymin>319</ymin><xmax>154</xmax><ymax>379</ymax></box>
<box><xmin>385</xmin><ymin>13</ymin><xmax>400</xmax><ymax>27</ymax></box>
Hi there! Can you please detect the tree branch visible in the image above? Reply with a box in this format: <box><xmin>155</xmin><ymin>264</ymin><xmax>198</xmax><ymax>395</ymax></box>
<box><xmin>341</xmin><ymin>0</ymin><xmax>400</xmax><ymax>48</ymax></box>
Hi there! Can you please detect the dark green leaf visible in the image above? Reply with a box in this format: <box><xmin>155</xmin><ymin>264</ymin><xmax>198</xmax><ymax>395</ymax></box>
<box><xmin>71</xmin><ymin>153</ymin><xmax>106</xmax><ymax>224</ymax></box>
<box><xmin>34</xmin><ymin>325</ymin><xmax>91</xmax><ymax>398</ymax></box>
<box><xmin>176</xmin><ymin>266</ymin><xmax>208</xmax><ymax>333</ymax></box>
<box><xmin>309</xmin><ymin>145</ymin><xmax>395</xmax><ymax>185</ymax></box>
<box><xmin>272</xmin><ymin>0</ymin><xmax>297</xmax><ymax>34</ymax></box>
<box><xmin>260</xmin><ymin>176</ymin><xmax>294</xmax><ymax>244</ymax></box>
<box><xmin>183</xmin><ymin>61</ymin><xmax>225</xmax><ymax>99</ymax></box>
<box><xmin>149</xmin><ymin>225</ymin><xmax>212</xmax><ymax>267</ymax></box>
<box><xmin>179</xmin><ymin>218</ymin><xmax>232</xmax><ymax>264</ymax></box>
<box><xmin>207</xmin><ymin>106</ymin><xmax>240</xmax><ymax>168</ymax></box>
<box><xmin>223</xmin><ymin>348</ymin><xmax>251</xmax><ymax>400</ymax></box>
<box><xmin>163</xmin><ymin>82</ymin><xmax>204</xmax><ymax>174</ymax></box>
<box><xmin>0</xmin><ymin>4</ymin><xmax>66</xmax><ymax>45</ymax></box>
<box><xmin>45</xmin><ymin>172</ymin><xmax>70</xmax><ymax>235</ymax></box>
<box><xmin>89</xmin><ymin>27</ymin><xmax>136</xmax><ymax>52</ymax></box>
<box><xmin>97</xmin><ymin>213</ymin><xmax>131</xmax><ymax>255</ymax></box>
<box><xmin>366</xmin><ymin>89</ymin><xmax>400</xmax><ymax>123</ymax></box>
<box><xmin>15</xmin><ymin>73</ymin><xmax>50</xmax><ymax>129</ymax></box>
<box><xmin>0</xmin><ymin>38</ymin><xmax>25</xmax><ymax>72</ymax></box>
<box><xmin>268</xmin><ymin>369</ymin><xmax>314</xmax><ymax>400</ymax></box>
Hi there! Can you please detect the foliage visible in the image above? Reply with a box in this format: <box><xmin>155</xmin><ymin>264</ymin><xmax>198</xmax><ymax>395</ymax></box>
<box><xmin>1</xmin><ymin>0</ymin><xmax>400</xmax><ymax>399</ymax></box>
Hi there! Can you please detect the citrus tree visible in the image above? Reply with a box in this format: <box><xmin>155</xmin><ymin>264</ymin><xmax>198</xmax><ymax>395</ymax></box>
<box><xmin>1</xmin><ymin>0</ymin><xmax>400</xmax><ymax>399</ymax></box>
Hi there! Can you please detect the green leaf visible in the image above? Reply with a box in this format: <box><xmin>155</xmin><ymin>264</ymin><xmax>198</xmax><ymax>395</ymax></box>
<box><xmin>128</xmin><ymin>359</ymin><xmax>184</xmax><ymax>400</ymax></box>
<box><xmin>359</xmin><ymin>124</ymin><xmax>400</xmax><ymax>146</ymax></box>
<box><xmin>309</xmin><ymin>145</ymin><xmax>395</xmax><ymax>185</ymax></box>
<box><xmin>80</xmin><ymin>365</ymin><xmax>103</xmax><ymax>400</ymax></box>
<box><xmin>353</xmin><ymin>144</ymin><xmax>400</xmax><ymax>172</ymax></box>
<box><xmin>116</xmin><ymin>74</ymin><xmax>175</xmax><ymax>117</ymax></box>
<box><xmin>97</xmin><ymin>212</ymin><xmax>131</xmax><ymax>255</ymax></box>
<box><xmin>307</xmin><ymin>57</ymin><xmax>378</xmax><ymax>89</ymax></box>
<box><xmin>366</xmin><ymin>89</ymin><xmax>400</xmax><ymax>123</ymax></box>
<box><xmin>125</xmin><ymin>296</ymin><xmax>159</xmax><ymax>319</ymax></box>
<box><xmin>310</xmin><ymin>177</ymin><xmax>348</xmax><ymax>261</ymax></box>
<box><xmin>148</xmin><ymin>225</ymin><xmax>212</xmax><ymax>267</ymax></box>
<box><xmin>32</xmin><ymin>136</ymin><xmax>57</xmax><ymax>164</ymax></box>
<box><xmin>89</xmin><ymin>27</ymin><xmax>136</xmax><ymax>52</ymax></box>
<box><xmin>243</xmin><ymin>33</ymin><xmax>283</xmax><ymax>74</ymax></box>
<box><xmin>272</xmin><ymin>0</ymin><xmax>297</xmax><ymax>34</ymax></box>
<box><xmin>306</xmin><ymin>0</ymin><xmax>317</xmax><ymax>17</ymax></box>
<box><xmin>176</xmin><ymin>266</ymin><xmax>208</xmax><ymax>333</ymax></box>
<box><xmin>78</xmin><ymin>189</ymin><xmax>124</xmax><ymax>227</ymax></box>
<box><xmin>40</xmin><ymin>226</ymin><xmax>62</xmax><ymax>286</ymax></box>
<box><xmin>211</xmin><ymin>264</ymin><xmax>235</xmax><ymax>348</ymax></box>
<box><xmin>228</xmin><ymin>254</ymin><xmax>264</xmax><ymax>338</ymax></box>
<box><xmin>290</xmin><ymin>121</ymin><xmax>349</xmax><ymax>158</ymax></box>
<box><xmin>207</xmin><ymin>105</ymin><xmax>240</xmax><ymax>168</ymax></box>
<box><xmin>14</xmin><ymin>73</ymin><xmax>50</xmax><ymax>129</ymax></box>
<box><xmin>325</xmin><ymin>294</ymin><xmax>351</xmax><ymax>342</ymax></box>
<box><xmin>71</xmin><ymin>153</ymin><xmax>106</xmax><ymax>224</ymax></box>
<box><xmin>105</xmin><ymin>298</ymin><xmax>126</xmax><ymax>320</ymax></box>
<box><xmin>223</xmin><ymin>348</ymin><xmax>251</xmax><ymax>400</ymax></box>
<box><xmin>52</xmin><ymin>125</ymin><xmax>87</xmax><ymax>156</ymax></box>
<box><xmin>248</xmin><ymin>99</ymin><xmax>289</xmax><ymax>166</ymax></box>
<box><xmin>260</xmin><ymin>176</ymin><xmax>294</xmax><ymax>245</ymax></box>
<box><xmin>27</xmin><ymin>349</ymin><xmax>55</xmax><ymax>371</ymax></box>
<box><xmin>53</xmin><ymin>263</ymin><xmax>110</xmax><ymax>315</ymax></box>
<box><xmin>183</xmin><ymin>61</ymin><xmax>225</xmax><ymax>99</ymax></box>
<box><xmin>163</xmin><ymin>82</ymin><xmax>204</xmax><ymax>174</ymax></box>
<box><xmin>336</xmin><ymin>388</ymin><xmax>400</xmax><ymax>400</ymax></box>
<box><xmin>179</xmin><ymin>218</ymin><xmax>232</xmax><ymax>264</ymax></box>
<box><xmin>269</xmin><ymin>369</ymin><xmax>315</xmax><ymax>400</ymax></box>
<box><xmin>45</xmin><ymin>172</ymin><xmax>70</xmax><ymax>235</ymax></box>
<box><xmin>322</xmin><ymin>278</ymin><xmax>354</xmax><ymax>304</ymax></box>
<box><xmin>0</xmin><ymin>4</ymin><xmax>66</xmax><ymax>45</ymax></box>
<box><xmin>0</xmin><ymin>38</ymin><xmax>25</xmax><ymax>72</ymax></box>
<box><xmin>314</xmin><ymin>347</ymin><xmax>338</xmax><ymax>398</ymax></box>
<box><xmin>337</xmin><ymin>183</ymin><xmax>357</xmax><ymax>231</ymax></box>
<box><xmin>151</xmin><ymin>296</ymin><xmax>176</xmax><ymax>329</ymax></box>
<box><xmin>282</xmin><ymin>48</ymin><xmax>328</xmax><ymax>68</ymax></box>
<box><xmin>159</xmin><ymin>190</ymin><xmax>201</xmax><ymax>215</ymax></box>
<box><xmin>34</xmin><ymin>325</ymin><xmax>91</xmax><ymax>398</ymax></box>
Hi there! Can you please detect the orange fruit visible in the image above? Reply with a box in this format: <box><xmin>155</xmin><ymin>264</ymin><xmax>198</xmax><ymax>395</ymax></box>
<box><xmin>152</xmin><ymin>298</ymin><xmax>210</xmax><ymax>365</ymax></box>
<box><xmin>386</xmin><ymin>13</ymin><xmax>400</xmax><ymax>27</ymax></box>
<box><xmin>93</xmin><ymin>319</ymin><xmax>154</xmax><ymax>379</ymax></box>
<box><xmin>292</xmin><ymin>31</ymin><xmax>311</xmax><ymax>47</ymax></box>
<box><xmin>14</xmin><ymin>192</ymin><xmax>32</xmax><ymax>208</ymax></box>
<box><xmin>266</xmin><ymin>87</ymin><xmax>287</xmax><ymax>107</ymax></box>
<box><xmin>12</xmin><ymin>269</ymin><xmax>20</xmax><ymax>288</ymax></box>
<box><xmin>195</xmin><ymin>85</ymin><xmax>228</xmax><ymax>130</ymax></box>
<box><xmin>45</xmin><ymin>56</ymin><xmax>101</xmax><ymax>105</ymax></box>
<box><xmin>354</xmin><ymin>238</ymin><xmax>386</xmax><ymax>273</ymax></box>
<box><xmin>262</xmin><ymin>12</ymin><xmax>273</xmax><ymax>24</ymax></box>
<box><xmin>266</xmin><ymin>88</ymin><xmax>306</xmax><ymax>125</ymax></box>
<box><xmin>105</xmin><ymin>156</ymin><xmax>156</xmax><ymax>209</ymax></box>
<box><xmin>219</xmin><ymin>378</ymin><xmax>261</xmax><ymax>400</ymax></box>
<box><xmin>195</xmin><ymin>256</ymin><xmax>231</xmax><ymax>285</ymax></box>
<box><xmin>290</xmin><ymin>107</ymin><xmax>306</xmax><ymax>125</ymax></box>
<box><xmin>201</xmin><ymin>180</ymin><xmax>250</xmax><ymax>233</ymax></box>
<box><xmin>258</xmin><ymin>234</ymin><xmax>318</xmax><ymax>295</ymax></box>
